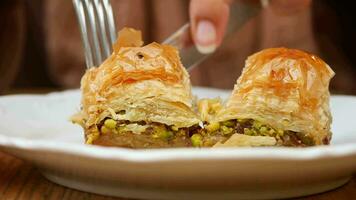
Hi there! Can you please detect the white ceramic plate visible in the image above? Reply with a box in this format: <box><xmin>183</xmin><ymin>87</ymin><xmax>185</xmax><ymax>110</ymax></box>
<box><xmin>0</xmin><ymin>87</ymin><xmax>355</xmax><ymax>200</ymax></box>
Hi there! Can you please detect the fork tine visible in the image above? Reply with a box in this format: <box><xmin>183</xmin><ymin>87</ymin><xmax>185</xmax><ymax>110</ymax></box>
<box><xmin>102</xmin><ymin>0</ymin><xmax>117</xmax><ymax>46</ymax></box>
<box><xmin>73</xmin><ymin>0</ymin><xmax>94</xmax><ymax>68</ymax></box>
<box><xmin>93</xmin><ymin>0</ymin><xmax>111</xmax><ymax>59</ymax></box>
<box><xmin>83</xmin><ymin>0</ymin><xmax>103</xmax><ymax>67</ymax></box>
<box><xmin>73</xmin><ymin>0</ymin><xmax>116</xmax><ymax>68</ymax></box>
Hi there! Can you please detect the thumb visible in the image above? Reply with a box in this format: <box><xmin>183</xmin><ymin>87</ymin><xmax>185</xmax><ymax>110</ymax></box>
<box><xmin>190</xmin><ymin>0</ymin><xmax>231</xmax><ymax>54</ymax></box>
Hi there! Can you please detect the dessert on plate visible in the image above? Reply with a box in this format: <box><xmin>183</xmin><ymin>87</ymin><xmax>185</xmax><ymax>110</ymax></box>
<box><xmin>73</xmin><ymin>28</ymin><xmax>335</xmax><ymax>148</ymax></box>
<box><xmin>204</xmin><ymin>48</ymin><xmax>335</xmax><ymax>147</ymax></box>
<box><xmin>72</xmin><ymin>28</ymin><xmax>200</xmax><ymax>148</ymax></box>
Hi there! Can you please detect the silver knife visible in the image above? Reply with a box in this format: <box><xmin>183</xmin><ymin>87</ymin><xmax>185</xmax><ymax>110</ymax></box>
<box><xmin>163</xmin><ymin>1</ymin><xmax>261</xmax><ymax>70</ymax></box>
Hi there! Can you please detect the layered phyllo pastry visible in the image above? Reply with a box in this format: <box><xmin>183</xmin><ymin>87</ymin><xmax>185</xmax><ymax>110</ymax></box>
<box><xmin>205</xmin><ymin>48</ymin><xmax>335</xmax><ymax>147</ymax></box>
<box><xmin>73</xmin><ymin>28</ymin><xmax>335</xmax><ymax>148</ymax></box>
<box><xmin>72</xmin><ymin>28</ymin><xmax>201</xmax><ymax>148</ymax></box>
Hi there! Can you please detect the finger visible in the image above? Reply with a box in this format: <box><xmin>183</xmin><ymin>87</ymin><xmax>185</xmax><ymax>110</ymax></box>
<box><xmin>189</xmin><ymin>0</ymin><xmax>231</xmax><ymax>54</ymax></box>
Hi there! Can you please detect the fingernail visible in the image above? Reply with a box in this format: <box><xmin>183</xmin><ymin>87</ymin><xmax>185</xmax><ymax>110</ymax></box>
<box><xmin>196</xmin><ymin>20</ymin><xmax>217</xmax><ymax>54</ymax></box>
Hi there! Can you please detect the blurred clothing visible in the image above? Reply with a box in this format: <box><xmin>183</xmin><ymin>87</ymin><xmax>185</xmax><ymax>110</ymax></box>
<box><xmin>0</xmin><ymin>0</ymin><xmax>355</xmax><ymax>94</ymax></box>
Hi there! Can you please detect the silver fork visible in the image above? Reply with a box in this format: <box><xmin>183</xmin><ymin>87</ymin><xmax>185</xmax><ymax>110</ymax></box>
<box><xmin>73</xmin><ymin>0</ymin><xmax>260</xmax><ymax>70</ymax></box>
<box><xmin>73</xmin><ymin>0</ymin><xmax>116</xmax><ymax>68</ymax></box>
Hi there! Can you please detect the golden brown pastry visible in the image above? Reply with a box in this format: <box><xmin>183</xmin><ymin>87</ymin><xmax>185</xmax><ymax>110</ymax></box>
<box><xmin>72</xmin><ymin>28</ymin><xmax>200</xmax><ymax>148</ymax></box>
<box><xmin>211</xmin><ymin>48</ymin><xmax>335</xmax><ymax>147</ymax></box>
<box><xmin>73</xmin><ymin>28</ymin><xmax>335</xmax><ymax>148</ymax></box>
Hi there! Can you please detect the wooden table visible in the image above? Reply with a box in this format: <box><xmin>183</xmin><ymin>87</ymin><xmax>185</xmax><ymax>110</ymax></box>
<box><xmin>0</xmin><ymin>151</ymin><xmax>354</xmax><ymax>200</ymax></box>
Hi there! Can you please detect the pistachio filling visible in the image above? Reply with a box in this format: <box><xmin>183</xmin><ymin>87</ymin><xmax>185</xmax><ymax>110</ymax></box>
<box><xmin>191</xmin><ymin>134</ymin><xmax>203</xmax><ymax>147</ymax></box>
<box><xmin>87</xmin><ymin>116</ymin><xmax>194</xmax><ymax>145</ymax></box>
<box><xmin>88</xmin><ymin>116</ymin><xmax>314</xmax><ymax>147</ymax></box>
<box><xmin>100</xmin><ymin>119</ymin><xmax>184</xmax><ymax>137</ymax></box>
<box><xmin>201</xmin><ymin>119</ymin><xmax>315</xmax><ymax>147</ymax></box>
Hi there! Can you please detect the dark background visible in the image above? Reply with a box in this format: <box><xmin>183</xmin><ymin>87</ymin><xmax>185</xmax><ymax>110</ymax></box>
<box><xmin>0</xmin><ymin>0</ymin><xmax>355</xmax><ymax>94</ymax></box>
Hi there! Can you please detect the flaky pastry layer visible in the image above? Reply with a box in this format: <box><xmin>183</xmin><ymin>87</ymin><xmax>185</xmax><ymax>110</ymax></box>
<box><xmin>74</xmin><ymin>28</ymin><xmax>200</xmax><ymax>138</ymax></box>
<box><xmin>215</xmin><ymin>48</ymin><xmax>335</xmax><ymax>145</ymax></box>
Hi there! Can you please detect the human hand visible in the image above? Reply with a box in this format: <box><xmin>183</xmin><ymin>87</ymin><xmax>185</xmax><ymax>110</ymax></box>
<box><xmin>189</xmin><ymin>0</ymin><xmax>311</xmax><ymax>54</ymax></box>
<box><xmin>189</xmin><ymin>0</ymin><xmax>231</xmax><ymax>54</ymax></box>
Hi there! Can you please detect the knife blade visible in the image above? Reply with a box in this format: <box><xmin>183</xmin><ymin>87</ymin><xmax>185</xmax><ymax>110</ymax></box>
<box><xmin>163</xmin><ymin>1</ymin><xmax>261</xmax><ymax>71</ymax></box>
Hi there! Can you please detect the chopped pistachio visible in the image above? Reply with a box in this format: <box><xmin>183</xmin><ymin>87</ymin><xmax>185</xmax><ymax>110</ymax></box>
<box><xmin>171</xmin><ymin>125</ymin><xmax>179</xmax><ymax>131</ymax></box>
<box><xmin>244</xmin><ymin>128</ymin><xmax>254</xmax><ymax>136</ymax></box>
<box><xmin>191</xmin><ymin>134</ymin><xmax>203</xmax><ymax>147</ymax></box>
<box><xmin>101</xmin><ymin>126</ymin><xmax>110</xmax><ymax>134</ymax></box>
<box><xmin>205</xmin><ymin>122</ymin><xmax>220</xmax><ymax>132</ymax></box>
<box><xmin>277</xmin><ymin>129</ymin><xmax>284</xmax><ymax>136</ymax></box>
<box><xmin>221</xmin><ymin>126</ymin><xmax>234</xmax><ymax>135</ymax></box>
<box><xmin>104</xmin><ymin>119</ymin><xmax>117</xmax><ymax>129</ymax></box>
<box><xmin>260</xmin><ymin>126</ymin><xmax>268</xmax><ymax>134</ymax></box>
<box><xmin>252</xmin><ymin>129</ymin><xmax>258</xmax><ymax>136</ymax></box>
<box><xmin>153</xmin><ymin>125</ymin><xmax>166</xmax><ymax>134</ymax></box>
<box><xmin>221</xmin><ymin>120</ymin><xmax>235</xmax><ymax>127</ymax></box>
<box><xmin>160</xmin><ymin>130</ymin><xmax>174</xmax><ymax>139</ymax></box>
<box><xmin>152</xmin><ymin>125</ymin><xmax>173</xmax><ymax>140</ymax></box>
<box><xmin>252</xmin><ymin>121</ymin><xmax>263</xmax><ymax>129</ymax></box>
